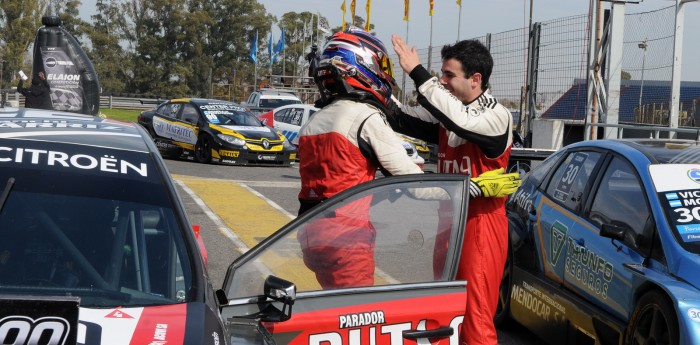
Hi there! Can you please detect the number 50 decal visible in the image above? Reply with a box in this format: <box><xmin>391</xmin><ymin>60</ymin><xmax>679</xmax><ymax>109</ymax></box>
<box><xmin>0</xmin><ymin>316</ymin><xmax>70</xmax><ymax>345</ymax></box>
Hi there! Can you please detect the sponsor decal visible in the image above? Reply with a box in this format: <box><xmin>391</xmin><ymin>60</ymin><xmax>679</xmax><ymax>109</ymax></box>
<box><xmin>105</xmin><ymin>308</ymin><xmax>134</xmax><ymax>319</ymax></box>
<box><xmin>199</xmin><ymin>104</ymin><xmax>246</xmax><ymax>112</ymax></box>
<box><xmin>339</xmin><ymin>311</ymin><xmax>385</xmax><ymax>329</ymax></box>
<box><xmin>47</xmin><ymin>74</ymin><xmax>81</xmax><ymax>81</ymax></box>
<box><xmin>439</xmin><ymin>155</ymin><xmax>471</xmax><ymax>174</ymax></box>
<box><xmin>219</xmin><ymin>150</ymin><xmax>240</xmax><ymax>158</ymax></box>
<box><xmin>220</xmin><ymin>125</ymin><xmax>272</xmax><ymax>133</ymax></box>
<box><xmin>0</xmin><ymin>297</ymin><xmax>78</xmax><ymax>345</ymax></box>
<box><xmin>0</xmin><ymin>147</ymin><xmax>148</xmax><ymax>177</ymax></box>
<box><xmin>550</xmin><ymin>221</ymin><xmax>568</xmax><ymax>266</ymax></box>
<box><xmin>0</xmin><ymin>120</ymin><xmax>123</xmax><ymax>131</ymax></box>
<box><xmin>257</xmin><ymin>154</ymin><xmax>277</xmax><ymax>161</ymax></box>
<box><xmin>310</xmin><ymin>315</ymin><xmax>463</xmax><ymax>345</ymax></box>
<box><xmin>689</xmin><ymin>168</ymin><xmax>700</xmax><ymax>184</ymax></box>
<box><xmin>0</xmin><ymin>316</ymin><xmax>70</xmax><ymax>345</ymax></box>
<box><xmin>468</xmin><ymin>108</ymin><xmax>480</xmax><ymax>117</ymax></box>
<box><xmin>510</xmin><ymin>188</ymin><xmax>533</xmax><ymax>215</ymax></box>
<box><xmin>664</xmin><ymin>190</ymin><xmax>700</xmax><ymax>242</ymax></box>
<box><xmin>153</xmin><ymin>117</ymin><xmax>196</xmax><ymax>144</ymax></box>
<box><xmin>42</xmin><ymin>46</ymin><xmax>84</xmax><ymax>111</ymax></box>
<box><xmin>511</xmin><ymin>280</ymin><xmax>566</xmax><ymax>323</ymax></box>
<box><xmin>688</xmin><ymin>308</ymin><xmax>700</xmax><ymax>322</ymax></box>
<box><xmin>150</xmin><ymin>323</ymin><xmax>168</xmax><ymax>344</ymax></box>
<box><xmin>564</xmin><ymin>236</ymin><xmax>613</xmax><ymax>299</ymax></box>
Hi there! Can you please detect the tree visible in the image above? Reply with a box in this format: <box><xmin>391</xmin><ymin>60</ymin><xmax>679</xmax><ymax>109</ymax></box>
<box><xmin>52</xmin><ymin>0</ymin><xmax>90</xmax><ymax>45</ymax></box>
<box><xmin>621</xmin><ymin>70</ymin><xmax>631</xmax><ymax>80</ymax></box>
<box><xmin>0</xmin><ymin>0</ymin><xmax>46</xmax><ymax>89</ymax></box>
<box><xmin>87</xmin><ymin>0</ymin><xmax>129</xmax><ymax>94</ymax></box>
<box><xmin>206</xmin><ymin>0</ymin><xmax>273</xmax><ymax>95</ymax></box>
<box><xmin>122</xmin><ymin>0</ymin><xmax>192</xmax><ymax>97</ymax></box>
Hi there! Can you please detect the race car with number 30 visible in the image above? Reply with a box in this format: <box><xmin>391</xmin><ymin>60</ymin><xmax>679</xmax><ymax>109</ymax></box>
<box><xmin>497</xmin><ymin>138</ymin><xmax>700</xmax><ymax>345</ymax></box>
<box><xmin>138</xmin><ymin>98</ymin><xmax>296</xmax><ymax>166</ymax></box>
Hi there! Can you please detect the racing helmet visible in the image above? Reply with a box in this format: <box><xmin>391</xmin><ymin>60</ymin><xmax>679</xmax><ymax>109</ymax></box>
<box><xmin>314</xmin><ymin>27</ymin><xmax>396</xmax><ymax>107</ymax></box>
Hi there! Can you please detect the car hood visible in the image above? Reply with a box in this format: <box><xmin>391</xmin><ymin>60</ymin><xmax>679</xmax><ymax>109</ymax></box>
<box><xmin>216</xmin><ymin>125</ymin><xmax>279</xmax><ymax>140</ymax></box>
<box><xmin>78</xmin><ymin>303</ymin><xmax>224</xmax><ymax>345</ymax></box>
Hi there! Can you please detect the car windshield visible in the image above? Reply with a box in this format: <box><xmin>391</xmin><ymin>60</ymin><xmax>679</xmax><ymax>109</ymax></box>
<box><xmin>0</xmin><ymin>139</ymin><xmax>194</xmax><ymax>308</ymax></box>
<box><xmin>223</xmin><ymin>112</ymin><xmax>263</xmax><ymax>126</ymax></box>
<box><xmin>259</xmin><ymin>98</ymin><xmax>301</xmax><ymax>108</ymax></box>
<box><xmin>201</xmin><ymin>107</ymin><xmax>262</xmax><ymax>127</ymax></box>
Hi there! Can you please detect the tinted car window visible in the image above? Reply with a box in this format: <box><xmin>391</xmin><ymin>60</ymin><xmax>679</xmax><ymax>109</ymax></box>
<box><xmin>0</xmin><ymin>139</ymin><xmax>193</xmax><ymax>308</ymax></box>
<box><xmin>589</xmin><ymin>156</ymin><xmax>652</xmax><ymax>253</ymax></box>
<box><xmin>274</xmin><ymin>108</ymin><xmax>290</xmax><ymax>123</ymax></box>
<box><xmin>545</xmin><ymin>151</ymin><xmax>602</xmax><ymax>211</ymax></box>
<box><xmin>528</xmin><ymin>149</ymin><xmax>565</xmax><ymax>186</ymax></box>
<box><xmin>180</xmin><ymin>104</ymin><xmax>199</xmax><ymax>124</ymax></box>
<box><xmin>157</xmin><ymin>103</ymin><xmax>181</xmax><ymax>118</ymax></box>
<box><xmin>260</xmin><ymin>98</ymin><xmax>302</xmax><ymax>108</ymax></box>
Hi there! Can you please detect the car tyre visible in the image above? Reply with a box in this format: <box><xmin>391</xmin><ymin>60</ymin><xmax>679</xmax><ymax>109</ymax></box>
<box><xmin>625</xmin><ymin>290</ymin><xmax>679</xmax><ymax>345</ymax></box>
<box><xmin>195</xmin><ymin>134</ymin><xmax>213</xmax><ymax>164</ymax></box>
<box><xmin>494</xmin><ymin>235</ymin><xmax>513</xmax><ymax>327</ymax></box>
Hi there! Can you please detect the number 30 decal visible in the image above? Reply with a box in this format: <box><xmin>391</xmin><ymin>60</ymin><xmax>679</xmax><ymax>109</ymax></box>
<box><xmin>673</xmin><ymin>207</ymin><xmax>700</xmax><ymax>223</ymax></box>
<box><xmin>0</xmin><ymin>316</ymin><xmax>69</xmax><ymax>345</ymax></box>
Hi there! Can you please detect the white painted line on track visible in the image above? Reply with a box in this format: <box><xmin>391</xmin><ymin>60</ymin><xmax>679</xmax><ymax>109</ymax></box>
<box><xmin>239</xmin><ymin>183</ymin><xmax>296</xmax><ymax>220</ymax></box>
<box><xmin>174</xmin><ymin>179</ymin><xmax>250</xmax><ymax>254</ymax></box>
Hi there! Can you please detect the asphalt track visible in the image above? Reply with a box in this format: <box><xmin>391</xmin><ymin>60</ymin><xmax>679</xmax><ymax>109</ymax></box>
<box><xmin>164</xmin><ymin>159</ymin><xmax>545</xmax><ymax>345</ymax></box>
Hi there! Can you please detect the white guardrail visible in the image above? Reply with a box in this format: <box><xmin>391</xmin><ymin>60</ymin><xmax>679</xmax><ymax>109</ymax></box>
<box><xmin>2</xmin><ymin>91</ymin><xmax>164</xmax><ymax>111</ymax></box>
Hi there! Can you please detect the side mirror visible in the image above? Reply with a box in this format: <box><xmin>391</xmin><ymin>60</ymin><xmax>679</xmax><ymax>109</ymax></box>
<box><xmin>600</xmin><ymin>223</ymin><xmax>626</xmax><ymax>241</ymax></box>
<box><xmin>264</xmin><ymin>275</ymin><xmax>296</xmax><ymax>304</ymax></box>
<box><xmin>259</xmin><ymin>275</ymin><xmax>296</xmax><ymax>322</ymax></box>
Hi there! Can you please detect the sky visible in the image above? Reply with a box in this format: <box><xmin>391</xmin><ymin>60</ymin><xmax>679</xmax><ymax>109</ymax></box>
<box><xmin>78</xmin><ymin>0</ymin><xmax>700</xmax><ymax>81</ymax></box>
<box><xmin>255</xmin><ymin>0</ymin><xmax>700</xmax><ymax>82</ymax></box>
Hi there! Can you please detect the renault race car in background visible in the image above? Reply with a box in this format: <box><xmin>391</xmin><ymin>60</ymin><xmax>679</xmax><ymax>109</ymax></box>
<box><xmin>497</xmin><ymin>139</ymin><xmax>700</xmax><ymax>345</ymax></box>
<box><xmin>137</xmin><ymin>98</ymin><xmax>296</xmax><ymax>166</ymax></box>
<box><xmin>0</xmin><ymin>107</ymin><xmax>298</xmax><ymax>344</ymax></box>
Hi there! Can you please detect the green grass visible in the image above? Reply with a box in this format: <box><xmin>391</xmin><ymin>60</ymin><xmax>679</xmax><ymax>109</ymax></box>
<box><xmin>99</xmin><ymin>108</ymin><xmax>143</xmax><ymax>123</ymax></box>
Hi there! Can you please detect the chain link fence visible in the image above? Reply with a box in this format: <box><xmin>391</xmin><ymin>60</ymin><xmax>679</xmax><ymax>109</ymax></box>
<box><xmin>391</xmin><ymin>5</ymin><xmax>700</xmax><ymax>129</ymax></box>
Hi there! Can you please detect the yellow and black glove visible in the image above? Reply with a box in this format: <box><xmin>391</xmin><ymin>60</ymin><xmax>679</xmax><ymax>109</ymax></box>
<box><xmin>469</xmin><ymin>168</ymin><xmax>522</xmax><ymax>198</ymax></box>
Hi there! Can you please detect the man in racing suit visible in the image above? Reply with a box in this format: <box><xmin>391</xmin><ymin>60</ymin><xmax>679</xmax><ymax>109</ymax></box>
<box><xmin>389</xmin><ymin>35</ymin><xmax>513</xmax><ymax>345</ymax></box>
<box><xmin>297</xmin><ymin>28</ymin><xmax>520</xmax><ymax>291</ymax></box>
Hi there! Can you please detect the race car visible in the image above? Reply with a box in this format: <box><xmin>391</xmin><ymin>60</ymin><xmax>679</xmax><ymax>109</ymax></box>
<box><xmin>497</xmin><ymin>139</ymin><xmax>700</xmax><ymax>345</ymax></box>
<box><xmin>138</xmin><ymin>98</ymin><xmax>296</xmax><ymax>166</ymax></box>
<box><xmin>0</xmin><ymin>107</ymin><xmax>294</xmax><ymax>344</ymax></box>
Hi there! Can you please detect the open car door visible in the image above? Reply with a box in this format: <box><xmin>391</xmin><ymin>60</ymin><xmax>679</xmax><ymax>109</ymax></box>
<box><xmin>220</xmin><ymin>174</ymin><xmax>471</xmax><ymax>345</ymax></box>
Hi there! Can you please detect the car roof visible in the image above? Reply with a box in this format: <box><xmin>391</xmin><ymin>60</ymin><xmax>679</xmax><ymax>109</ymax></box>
<box><xmin>0</xmin><ymin>107</ymin><xmax>150</xmax><ymax>152</ymax></box>
<box><xmin>567</xmin><ymin>138</ymin><xmax>700</xmax><ymax>164</ymax></box>
<box><xmin>255</xmin><ymin>89</ymin><xmax>300</xmax><ymax>99</ymax></box>
<box><xmin>171</xmin><ymin>98</ymin><xmax>246</xmax><ymax>107</ymax></box>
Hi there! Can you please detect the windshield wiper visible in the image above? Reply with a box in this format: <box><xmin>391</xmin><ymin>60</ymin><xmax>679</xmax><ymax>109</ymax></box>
<box><xmin>0</xmin><ymin>178</ymin><xmax>15</xmax><ymax>214</ymax></box>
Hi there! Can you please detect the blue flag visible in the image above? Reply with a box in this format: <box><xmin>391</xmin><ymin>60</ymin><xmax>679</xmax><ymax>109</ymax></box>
<box><xmin>249</xmin><ymin>30</ymin><xmax>258</xmax><ymax>63</ymax></box>
<box><xmin>275</xmin><ymin>27</ymin><xmax>285</xmax><ymax>55</ymax></box>
<box><xmin>268</xmin><ymin>31</ymin><xmax>274</xmax><ymax>66</ymax></box>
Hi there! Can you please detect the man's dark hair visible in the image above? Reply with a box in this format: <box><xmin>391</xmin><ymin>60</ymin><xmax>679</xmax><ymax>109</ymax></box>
<box><xmin>441</xmin><ymin>39</ymin><xmax>493</xmax><ymax>90</ymax></box>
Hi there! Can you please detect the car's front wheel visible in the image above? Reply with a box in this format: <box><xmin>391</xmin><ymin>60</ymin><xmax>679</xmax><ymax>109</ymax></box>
<box><xmin>494</xmin><ymin>236</ymin><xmax>513</xmax><ymax>327</ymax></box>
<box><xmin>195</xmin><ymin>134</ymin><xmax>213</xmax><ymax>164</ymax></box>
<box><xmin>625</xmin><ymin>290</ymin><xmax>678</xmax><ymax>345</ymax></box>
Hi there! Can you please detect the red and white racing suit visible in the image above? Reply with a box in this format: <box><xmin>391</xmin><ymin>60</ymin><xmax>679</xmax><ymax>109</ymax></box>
<box><xmin>297</xmin><ymin>99</ymin><xmax>422</xmax><ymax>289</ymax></box>
<box><xmin>390</xmin><ymin>65</ymin><xmax>513</xmax><ymax>345</ymax></box>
